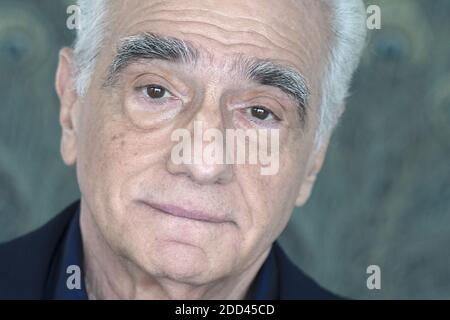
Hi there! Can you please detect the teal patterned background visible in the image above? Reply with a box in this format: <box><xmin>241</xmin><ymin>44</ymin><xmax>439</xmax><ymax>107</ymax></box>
<box><xmin>1</xmin><ymin>0</ymin><xmax>449</xmax><ymax>299</ymax></box>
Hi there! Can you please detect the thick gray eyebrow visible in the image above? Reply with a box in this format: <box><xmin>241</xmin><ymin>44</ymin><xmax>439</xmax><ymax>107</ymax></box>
<box><xmin>237</xmin><ymin>58</ymin><xmax>310</xmax><ymax>122</ymax></box>
<box><xmin>104</xmin><ymin>32</ymin><xmax>310</xmax><ymax>122</ymax></box>
<box><xmin>104</xmin><ymin>32</ymin><xmax>198</xmax><ymax>86</ymax></box>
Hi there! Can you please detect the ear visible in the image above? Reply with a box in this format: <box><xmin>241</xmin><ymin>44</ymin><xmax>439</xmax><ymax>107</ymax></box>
<box><xmin>295</xmin><ymin>136</ymin><xmax>330</xmax><ymax>207</ymax></box>
<box><xmin>55</xmin><ymin>47</ymin><xmax>79</xmax><ymax>166</ymax></box>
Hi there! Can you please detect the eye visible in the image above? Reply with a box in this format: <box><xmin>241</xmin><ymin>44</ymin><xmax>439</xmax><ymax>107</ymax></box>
<box><xmin>247</xmin><ymin>106</ymin><xmax>279</xmax><ymax>121</ymax></box>
<box><xmin>143</xmin><ymin>85</ymin><xmax>172</xmax><ymax>99</ymax></box>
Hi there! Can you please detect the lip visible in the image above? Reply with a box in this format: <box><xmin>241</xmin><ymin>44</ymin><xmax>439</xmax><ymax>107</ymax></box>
<box><xmin>138</xmin><ymin>200</ymin><xmax>231</xmax><ymax>224</ymax></box>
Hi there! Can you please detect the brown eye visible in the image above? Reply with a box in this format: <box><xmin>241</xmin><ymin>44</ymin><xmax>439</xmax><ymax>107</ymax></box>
<box><xmin>146</xmin><ymin>85</ymin><xmax>167</xmax><ymax>99</ymax></box>
<box><xmin>250</xmin><ymin>106</ymin><xmax>273</xmax><ymax>120</ymax></box>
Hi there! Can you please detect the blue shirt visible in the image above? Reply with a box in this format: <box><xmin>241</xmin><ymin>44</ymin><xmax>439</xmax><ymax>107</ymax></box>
<box><xmin>46</xmin><ymin>207</ymin><xmax>279</xmax><ymax>300</ymax></box>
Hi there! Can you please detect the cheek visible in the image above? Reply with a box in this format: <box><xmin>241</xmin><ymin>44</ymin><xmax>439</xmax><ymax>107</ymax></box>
<box><xmin>237</xmin><ymin>140</ymin><xmax>308</xmax><ymax>237</ymax></box>
<box><xmin>76</xmin><ymin>96</ymin><xmax>172</xmax><ymax>190</ymax></box>
<box><xmin>75</xmin><ymin>103</ymin><xmax>110</xmax><ymax>198</ymax></box>
<box><xmin>78</xmin><ymin>126</ymin><xmax>170</xmax><ymax>199</ymax></box>
<box><xmin>74</xmin><ymin>103</ymin><xmax>135</xmax><ymax>215</ymax></box>
<box><xmin>261</xmin><ymin>164</ymin><xmax>302</xmax><ymax>219</ymax></box>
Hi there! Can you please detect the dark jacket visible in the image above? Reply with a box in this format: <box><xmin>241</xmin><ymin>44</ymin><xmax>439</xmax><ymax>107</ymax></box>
<box><xmin>0</xmin><ymin>201</ymin><xmax>340</xmax><ymax>299</ymax></box>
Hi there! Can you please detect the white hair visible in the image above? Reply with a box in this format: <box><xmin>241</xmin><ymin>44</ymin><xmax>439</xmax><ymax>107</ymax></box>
<box><xmin>317</xmin><ymin>0</ymin><xmax>367</xmax><ymax>146</ymax></box>
<box><xmin>73</xmin><ymin>0</ymin><xmax>107</xmax><ymax>97</ymax></box>
<box><xmin>73</xmin><ymin>0</ymin><xmax>367</xmax><ymax>147</ymax></box>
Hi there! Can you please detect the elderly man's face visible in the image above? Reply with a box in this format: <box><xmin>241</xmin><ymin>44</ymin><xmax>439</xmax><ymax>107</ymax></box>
<box><xmin>58</xmin><ymin>0</ymin><xmax>330</xmax><ymax>285</ymax></box>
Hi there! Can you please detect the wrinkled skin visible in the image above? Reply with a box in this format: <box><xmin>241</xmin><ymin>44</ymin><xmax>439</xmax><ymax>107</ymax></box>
<box><xmin>56</xmin><ymin>0</ymin><xmax>331</xmax><ymax>299</ymax></box>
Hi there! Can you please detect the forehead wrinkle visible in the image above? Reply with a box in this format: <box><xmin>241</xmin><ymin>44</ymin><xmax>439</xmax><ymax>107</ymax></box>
<box><xmin>107</xmin><ymin>1</ymin><xmax>329</xmax><ymax>86</ymax></box>
<box><xmin>132</xmin><ymin>8</ymin><xmax>304</xmax><ymax>53</ymax></box>
<box><xmin>126</xmin><ymin>17</ymin><xmax>309</xmax><ymax>66</ymax></box>
<box><xmin>127</xmin><ymin>0</ymin><xmax>324</xmax><ymax>49</ymax></box>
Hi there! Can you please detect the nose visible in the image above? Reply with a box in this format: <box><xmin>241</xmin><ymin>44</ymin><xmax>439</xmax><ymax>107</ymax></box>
<box><xmin>166</xmin><ymin>110</ymin><xmax>233</xmax><ymax>186</ymax></box>
<box><xmin>167</xmin><ymin>157</ymin><xmax>233</xmax><ymax>185</ymax></box>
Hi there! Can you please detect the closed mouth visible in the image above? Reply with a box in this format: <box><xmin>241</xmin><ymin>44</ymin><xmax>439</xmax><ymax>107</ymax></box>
<box><xmin>137</xmin><ymin>200</ymin><xmax>231</xmax><ymax>224</ymax></box>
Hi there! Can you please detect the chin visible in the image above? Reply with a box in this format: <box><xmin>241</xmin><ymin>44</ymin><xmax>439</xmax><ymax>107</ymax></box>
<box><xmin>116</xmin><ymin>206</ymin><xmax>237</xmax><ymax>283</ymax></box>
<box><xmin>139</xmin><ymin>238</ymin><xmax>220</xmax><ymax>284</ymax></box>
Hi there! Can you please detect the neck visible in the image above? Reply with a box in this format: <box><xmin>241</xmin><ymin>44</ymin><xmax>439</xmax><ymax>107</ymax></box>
<box><xmin>79</xmin><ymin>202</ymin><xmax>270</xmax><ymax>300</ymax></box>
